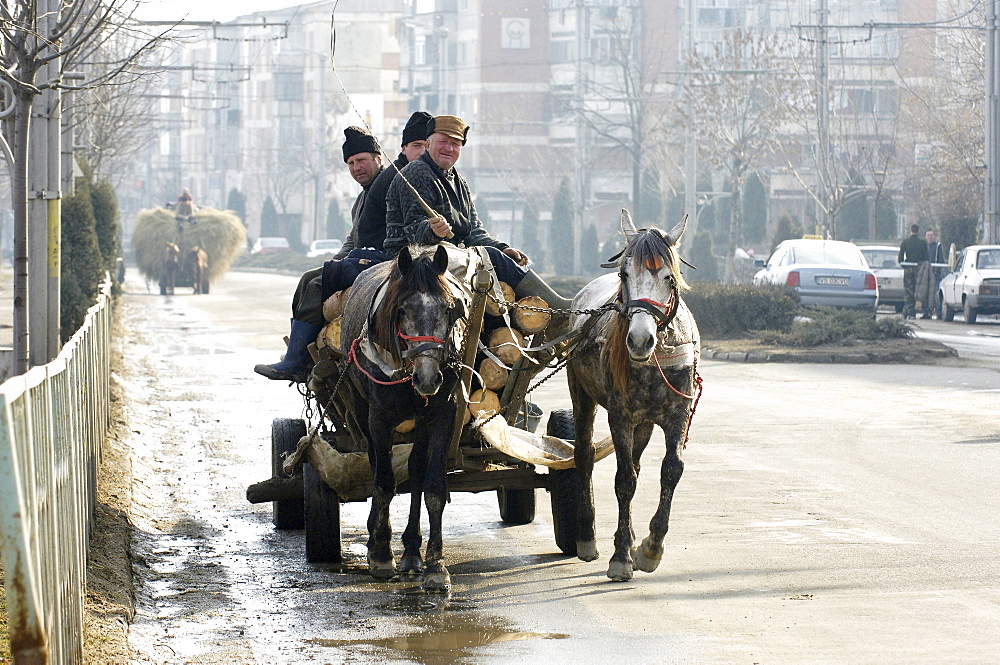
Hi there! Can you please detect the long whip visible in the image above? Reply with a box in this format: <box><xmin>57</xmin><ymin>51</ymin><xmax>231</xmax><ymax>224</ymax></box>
<box><xmin>328</xmin><ymin>0</ymin><xmax>439</xmax><ymax>220</ymax></box>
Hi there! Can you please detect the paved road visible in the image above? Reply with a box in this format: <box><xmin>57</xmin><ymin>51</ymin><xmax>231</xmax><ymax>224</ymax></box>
<box><xmin>121</xmin><ymin>270</ymin><xmax>1000</xmax><ymax>664</ymax></box>
<box><xmin>908</xmin><ymin>314</ymin><xmax>1000</xmax><ymax>361</ymax></box>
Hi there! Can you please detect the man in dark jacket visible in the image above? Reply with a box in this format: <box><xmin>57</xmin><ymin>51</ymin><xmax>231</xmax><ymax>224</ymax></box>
<box><xmin>254</xmin><ymin>125</ymin><xmax>383</xmax><ymax>382</ymax></box>
<box><xmin>898</xmin><ymin>223</ymin><xmax>929</xmax><ymax>320</ymax></box>
<box><xmin>384</xmin><ymin>115</ymin><xmax>569</xmax><ymax>315</ymax></box>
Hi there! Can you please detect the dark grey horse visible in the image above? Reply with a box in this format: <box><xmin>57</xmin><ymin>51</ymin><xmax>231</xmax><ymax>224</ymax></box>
<box><xmin>340</xmin><ymin>244</ymin><xmax>467</xmax><ymax>591</ymax></box>
<box><xmin>567</xmin><ymin>210</ymin><xmax>701</xmax><ymax>581</ymax></box>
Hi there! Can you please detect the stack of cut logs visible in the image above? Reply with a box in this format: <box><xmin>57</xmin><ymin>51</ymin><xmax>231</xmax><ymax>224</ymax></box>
<box><xmin>310</xmin><ymin>281</ymin><xmax>552</xmax><ymax>431</ymax></box>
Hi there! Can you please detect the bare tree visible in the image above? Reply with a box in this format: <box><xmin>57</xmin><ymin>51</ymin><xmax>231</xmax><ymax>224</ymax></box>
<box><xmin>683</xmin><ymin>29</ymin><xmax>800</xmax><ymax>282</ymax></box>
<box><xmin>571</xmin><ymin>4</ymin><xmax>680</xmax><ymax>223</ymax></box>
<box><xmin>892</xmin><ymin>0</ymin><xmax>984</xmax><ymax>233</ymax></box>
<box><xmin>68</xmin><ymin>32</ymin><xmax>166</xmax><ymax>183</ymax></box>
<box><xmin>0</xmin><ymin>0</ymin><xmax>165</xmax><ymax>372</ymax></box>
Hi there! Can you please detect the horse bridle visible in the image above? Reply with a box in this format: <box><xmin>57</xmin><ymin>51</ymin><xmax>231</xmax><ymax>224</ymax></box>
<box><xmin>617</xmin><ymin>270</ymin><xmax>679</xmax><ymax>331</ymax></box>
<box><xmin>604</xmin><ymin>232</ymin><xmax>681</xmax><ymax>332</ymax></box>
<box><xmin>396</xmin><ymin>298</ymin><xmax>467</xmax><ymax>365</ymax></box>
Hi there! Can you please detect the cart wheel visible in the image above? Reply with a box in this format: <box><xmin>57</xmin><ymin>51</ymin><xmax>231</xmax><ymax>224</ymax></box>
<box><xmin>201</xmin><ymin>278</ymin><xmax>210</xmax><ymax>294</ymax></box>
<box><xmin>497</xmin><ymin>487</ymin><xmax>536</xmax><ymax>525</ymax></box>
<box><xmin>547</xmin><ymin>409</ymin><xmax>580</xmax><ymax>556</ymax></box>
<box><xmin>304</xmin><ymin>462</ymin><xmax>342</xmax><ymax>563</ymax></box>
<box><xmin>271</xmin><ymin>418</ymin><xmax>306</xmax><ymax>530</ymax></box>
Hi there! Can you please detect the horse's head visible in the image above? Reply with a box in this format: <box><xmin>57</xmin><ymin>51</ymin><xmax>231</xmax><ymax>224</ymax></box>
<box><xmin>377</xmin><ymin>244</ymin><xmax>465</xmax><ymax>397</ymax></box>
<box><xmin>613</xmin><ymin>209</ymin><xmax>689</xmax><ymax>362</ymax></box>
<box><xmin>165</xmin><ymin>242</ymin><xmax>180</xmax><ymax>265</ymax></box>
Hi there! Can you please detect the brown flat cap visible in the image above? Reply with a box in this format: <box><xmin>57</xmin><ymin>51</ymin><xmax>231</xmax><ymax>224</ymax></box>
<box><xmin>428</xmin><ymin>115</ymin><xmax>470</xmax><ymax>144</ymax></box>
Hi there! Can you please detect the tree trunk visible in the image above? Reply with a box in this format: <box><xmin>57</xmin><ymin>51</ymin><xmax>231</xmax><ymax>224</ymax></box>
<box><xmin>724</xmin><ymin>164</ymin><xmax>744</xmax><ymax>285</ymax></box>
<box><xmin>11</xmin><ymin>92</ymin><xmax>33</xmax><ymax>374</ymax></box>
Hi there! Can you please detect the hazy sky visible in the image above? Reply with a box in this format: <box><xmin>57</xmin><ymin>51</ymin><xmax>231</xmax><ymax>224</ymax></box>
<box><xmin>135</xmin><ymin>0</ymin><xmax>303</xmax><ymax>23</ymax></box>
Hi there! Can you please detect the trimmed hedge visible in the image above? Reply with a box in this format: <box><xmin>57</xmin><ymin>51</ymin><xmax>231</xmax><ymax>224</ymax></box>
<box><xmin>684</xmin><ymin>283</ymin><xmax>797</xmax><ymax>336</ymax></box>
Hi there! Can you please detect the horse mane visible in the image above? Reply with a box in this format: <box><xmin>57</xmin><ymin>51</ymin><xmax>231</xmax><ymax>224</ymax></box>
<box><xmin>371</xmin><ymin>248</ymin><xmax>453</xmax><ymax>352</ymax></box>
<box><xmin>601</xmin><ymin>228</ymin><xmax>688</xmax><ymax>392</ymax></box>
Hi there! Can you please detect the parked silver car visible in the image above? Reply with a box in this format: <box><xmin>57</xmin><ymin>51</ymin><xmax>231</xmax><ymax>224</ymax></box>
<box><xmin>938</xmin><ymin>245</ymin><xmax>1000</xmax><ymax>324</ymax></box>
<box><xmin>858</xmin><ymin>245</ymin><xmax>905</xmax><ymax>312</ymax></box>
<box><xmin>753</xmin><ymin>239</ymin><xmax>878</xmax><ymax>311</ymax></box>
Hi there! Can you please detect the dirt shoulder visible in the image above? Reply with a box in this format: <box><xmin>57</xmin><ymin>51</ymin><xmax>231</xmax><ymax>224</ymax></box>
<box><xmin>84</xmin><ymin>313</ymin><xmax>135</xmax><ymax>662</ymax></box>
<box><xmin>701</xmin><ymin>335</ymin><xmax>967</xmax><ymax>366</ymax></box>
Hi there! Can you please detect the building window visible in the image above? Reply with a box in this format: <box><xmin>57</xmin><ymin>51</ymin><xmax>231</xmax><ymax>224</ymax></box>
<box><xmin>274</xmin><ymin>70</ymin><xmax>303</xmax><ymax>102</ymax></box>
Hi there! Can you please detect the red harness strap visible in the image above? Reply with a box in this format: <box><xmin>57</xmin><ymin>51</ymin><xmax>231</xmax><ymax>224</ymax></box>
<box><xmin>347</xmin><ymin>337</ymin><xmax>412</xmax><ymax>386</ymax></box>
<box><xmin>651</xmin><ymin>349</ymin><xmax>704</xmax><ymax>450</ymax></box>
<box><xmin>397</xmin><ymin>331</ymin><xmax>447</xmax><ymax>345</ymax></box>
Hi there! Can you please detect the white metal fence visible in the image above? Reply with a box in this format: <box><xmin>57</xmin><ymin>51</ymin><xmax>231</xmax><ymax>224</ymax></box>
<box><xmin>0</xmin><ymin>280</ymin><xmax>113</xmax><ymax>663</ymax></box>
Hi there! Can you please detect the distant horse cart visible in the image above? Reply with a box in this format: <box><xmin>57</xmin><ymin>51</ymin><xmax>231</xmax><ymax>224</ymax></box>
<box><xmin>132</xmin><ymin>206</ymin><xmax>245</xmax><ymax>296</ymax></box>
<box><xmin>248</xmin><ymin>211</ymin><xmax>702</xmax><ymax>590</ymax></box>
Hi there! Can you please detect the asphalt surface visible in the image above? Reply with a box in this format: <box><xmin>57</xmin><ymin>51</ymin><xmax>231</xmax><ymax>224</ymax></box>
<box><xmin>110</xmin><ymin>269</ymin><xmax>1000</xmax><ymax>663</ymax></box>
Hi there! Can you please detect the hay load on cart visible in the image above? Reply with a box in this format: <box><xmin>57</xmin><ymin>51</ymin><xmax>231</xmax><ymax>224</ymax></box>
<box><xmin>132</xmin><ymin>207</ymin><xmax>246</xmax><ymax>294</ymax></box>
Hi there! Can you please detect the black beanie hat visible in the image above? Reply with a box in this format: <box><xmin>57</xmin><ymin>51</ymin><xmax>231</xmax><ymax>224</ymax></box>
<box><xmin>402</xmin><ymin>111</ymin><xmax>433</xmax><ymax>145</ymax></box>
<box><xmin>342</xmin><ymin>126</ymin><xmax>381</xmax><ymax>162</ymax></box>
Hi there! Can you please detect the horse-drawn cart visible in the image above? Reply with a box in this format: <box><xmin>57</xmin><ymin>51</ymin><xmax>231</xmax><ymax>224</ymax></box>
<box><xmin>247</xmin><ymin>248</ymin><xmax>614</xmax><ymax>567</ymax></box>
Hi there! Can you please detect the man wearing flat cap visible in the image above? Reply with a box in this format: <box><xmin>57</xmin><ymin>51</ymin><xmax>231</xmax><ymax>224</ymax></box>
<box><xmin>385</xmin><ymin>114</ymin><xmax>570</xmax><ymax>321</ymax></box>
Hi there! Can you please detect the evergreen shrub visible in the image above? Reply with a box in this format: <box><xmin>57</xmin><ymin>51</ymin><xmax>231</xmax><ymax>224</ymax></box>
<box><xmin>685</xmin><ymin>283</ymin><xmax>796</xmax><ymax>336</ymax></box>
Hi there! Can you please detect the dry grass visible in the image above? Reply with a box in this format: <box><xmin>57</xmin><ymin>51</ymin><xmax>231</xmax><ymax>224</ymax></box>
<box><xmin>0</xmin><ymin>562</ymin><xmax>9</xmax><ymax>660</ymax></box>
<box><xmin>132</xmin><ymin>207</ymin><xmax>246</xmax><ymax>283</ymax></box>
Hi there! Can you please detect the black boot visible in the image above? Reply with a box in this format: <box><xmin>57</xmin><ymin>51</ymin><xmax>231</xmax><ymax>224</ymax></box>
<box><xmin>514</xmin><ymin>270</ymin><xmax>574</xmax><ymax>338</ymax></box>
<box><xmin>254</xmin><ymin>319</ymin><xmax>323</xmax><ymax>382</ymax></box>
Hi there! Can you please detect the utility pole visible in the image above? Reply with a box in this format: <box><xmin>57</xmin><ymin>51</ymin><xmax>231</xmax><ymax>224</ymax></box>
<box><xmin>27</xmin><ymin>0</ymin><xmax>61</xmax><ymax>367</ymax></box>
<box><xmin>683</xmin><ymin>0</ymin><xmax>699</xmax><ymax>239</ymax></box>
<box><xmin>986</xmin><ymin>0</ymin><xmax>999</xmax><ymax>244</ymax></box>
<box><xmin>816</xmin><ymin>0</ymin><xmax>831</xmax><ymax>238</ymax></box>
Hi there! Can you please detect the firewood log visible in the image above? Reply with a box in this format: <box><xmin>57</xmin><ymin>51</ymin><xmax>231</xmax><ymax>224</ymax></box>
<box><xmin>468</xmin><ymin>388</ymin><xmax>501</xmax><ymax>420</ymax></box>
<box><xmin>513</xmin><ymin>296</ymin><xmax>551</xmax><ymax>334</ymax></box>
<box><xmin>485</xmin><ymin>281</ymin><xmax>515</xmax><ymax>317</ymax></box>
<box><xmin>478</xmin><ymin>356</ymin><xmax>509</xmax><ymax>391</ymax></box>
<box><xmin>488</xmin><ymin>327</ymin><xmax>524</xmax><ymax>366</ymax></box>
<box><xmin>322</xmin><ymin>287</ymin><xmax>352</xmax><ymax>322</ymax></box>
<box><xmin>323</xmin><ymin>318</ymin><xmax>342</xmax><ymax>352</ymax></box>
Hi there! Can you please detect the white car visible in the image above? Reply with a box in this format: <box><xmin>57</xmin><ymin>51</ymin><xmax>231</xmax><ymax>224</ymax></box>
<box><xmin>753</xmin><ymin>239</ymin><xmax>878</xmax><ymax>312</ymax></box>
<box><xmin>251</xmin><ymin>237</ymin><xmax>291</xmax><ymax>255</ymax></box>
<box><xmin>306</xmin><ymin>238</ymin><xmax>343</xmax><ymax>258</ymax></box>
<box><xmin>938</xmin><ymin>245</ymin><xmax>1000</xmax><ymax>324</ymax></box>
<box><xmin>858</xmin><ymin>245</ymin><xmax>905</xmax><ymax>313</ymax></box>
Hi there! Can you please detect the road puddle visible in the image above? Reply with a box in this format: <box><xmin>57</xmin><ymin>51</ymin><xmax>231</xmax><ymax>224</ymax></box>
<box><xmin>307</xmin><ymin>609</ymin><xmax>569</xmax><ymax>663</ymax></box>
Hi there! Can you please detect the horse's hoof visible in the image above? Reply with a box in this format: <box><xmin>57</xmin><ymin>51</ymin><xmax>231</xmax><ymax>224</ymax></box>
<box><xmin>399</xmin><ymin>554</ymin><xmax>424</xmax><ymax>576</ymax></box>
<box><xmin>422</xmin><ymin>565</ymin><xmax>451</xmax><ymax>593</ymax></box>
<box><xmin>576</xmin><ymin>540</ymin><xmax>599</xmax><ymax>562</ymax></box>
<box><xmin>368</xmin><ymin>555</ymin><xmax>396</xmax><ymax>580</ymax></box>
<box><xmin>632</xmin><ymin>536</ymin><xmax>663</xmax><ymax>573</ymax></box>
<box><xmin>607</xmin><ymin>560</ymin><xmax>633</xmax><ymax>582</ymax></box>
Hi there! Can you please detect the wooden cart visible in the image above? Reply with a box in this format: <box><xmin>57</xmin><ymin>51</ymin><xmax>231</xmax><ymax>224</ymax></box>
<box><xmin>247</xmin><ymin>267</ymin><xmax>609</xmax><ymax>564</ymax></box>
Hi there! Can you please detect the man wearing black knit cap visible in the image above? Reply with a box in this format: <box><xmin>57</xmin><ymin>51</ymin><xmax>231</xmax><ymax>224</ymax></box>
<box><xmin>331</xmin><ymin>126</ymin><xmax>384</xmax><ymax>260</ymax></box>
<box><xmin>254</xmin><ymin>125</ymin><xmax>384</xmax><ymax>382</ymax></box>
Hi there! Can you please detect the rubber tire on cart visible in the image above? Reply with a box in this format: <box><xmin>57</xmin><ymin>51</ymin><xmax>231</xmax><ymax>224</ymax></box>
<box><xmin>498</xmin><ymin>486</ymin><xmax>536</xmax><ymax>525</ymax></box>
<box><xmin>304</xmin><ymin>462</ymin><xmax>342</xmax><ymax>563</ymax></box>
<box><xmin>965</xmin><ymin>301</ymin><xmax>978</xmax><ymax>324</ymax></box>
<box><xmin>272</xmin><ymin>418</ymin><xmax>306</xmax><ymax>530</ymax></box>
<box><xmin>941</xmin><ymin>295</ymin><xmax>955</xmax><ymax>322</ymax></box>
<box><xmin>546</xmin><ymin>408</ymin><xmax>581</xmax><ymax>557</ymax></box>
<box><xmin>200</xmin><ymin>278</ymin><xmax>210</xmax><ymax>294</ymax></box>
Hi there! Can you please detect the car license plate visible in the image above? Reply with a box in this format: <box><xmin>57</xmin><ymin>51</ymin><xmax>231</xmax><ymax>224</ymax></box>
<box><xmin>816</xmin><ymin>276</ymin><xmax>850</xmax><ymax>286</ymax></box>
